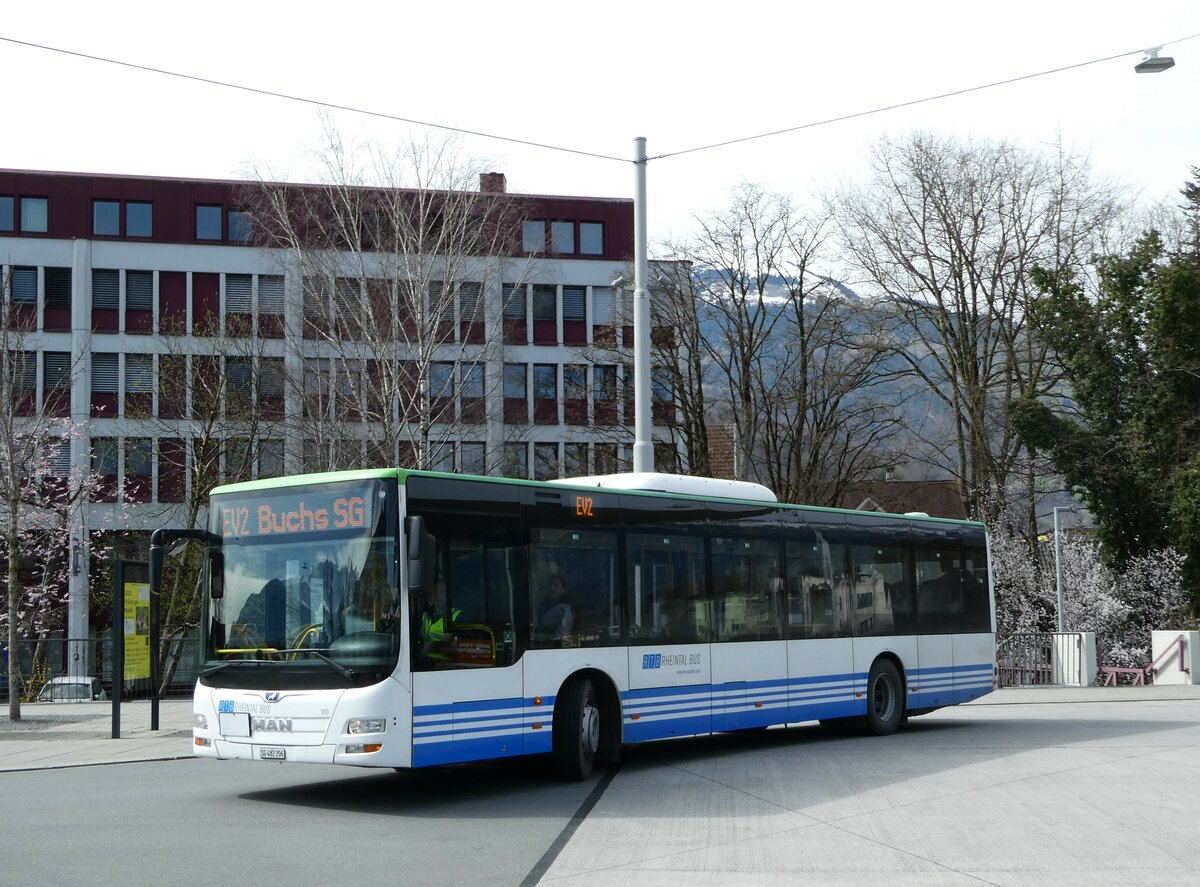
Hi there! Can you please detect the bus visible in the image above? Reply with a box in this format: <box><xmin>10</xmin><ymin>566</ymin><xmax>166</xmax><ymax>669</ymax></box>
<box><xmin>168</xmin><ymin>468</ymin><xmax>995</xmax><ymax>780</ymax></box>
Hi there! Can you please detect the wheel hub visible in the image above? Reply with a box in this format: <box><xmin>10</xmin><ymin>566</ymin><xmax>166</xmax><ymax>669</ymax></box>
<box><xmin>581</xmin><ymin>702</ymin><xmax>600</xmax><ymax>753</ymax></box>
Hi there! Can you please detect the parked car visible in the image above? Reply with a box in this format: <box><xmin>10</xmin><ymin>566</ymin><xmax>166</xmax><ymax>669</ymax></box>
<box><xmin>34</xmin><ymin>676</ymin><xmax>107</xmax><ymax>702</ymax></box>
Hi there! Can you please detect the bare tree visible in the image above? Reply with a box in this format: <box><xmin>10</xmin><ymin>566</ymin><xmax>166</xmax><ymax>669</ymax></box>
<box><xmin>0</xmin><ymin>269</ymin><xmax>109</xmax><ymax>718</ymax></box>
<box><xmin>654</xmin><ymin>183</ymin><xmax>902</xmax><ymax>502</ymax></box>
<box><xmin>248</xmin><ymin>124</ymin><xmax>531</xmax><ymax>473</ymax></box>
<box><xmin>146</xmin><ymin>312</ymin><xmax>286</xmax><ymax>692</ymax></box>
<box><xmin>831</xmin><ymin>133</ymin><xmax>1124</xmax><ymax>527</ymax></box>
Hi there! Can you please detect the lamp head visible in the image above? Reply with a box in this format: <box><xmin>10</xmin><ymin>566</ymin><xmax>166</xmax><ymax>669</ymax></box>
<box><xmin>1135</xmin><ymin>47</ymin><xmax>1175</xmax><ymax>74</ymax></box>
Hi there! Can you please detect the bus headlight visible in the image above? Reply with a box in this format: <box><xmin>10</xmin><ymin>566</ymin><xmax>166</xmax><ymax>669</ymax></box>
<box><xmin>346</xmin><ymin>718</ymin><xmax>386</xmax><ymax>735</ymax></box>
<box><xmin>194</xmin><ymin>714</ymin><xmax>208</xmax><ymax>730</ymax></box>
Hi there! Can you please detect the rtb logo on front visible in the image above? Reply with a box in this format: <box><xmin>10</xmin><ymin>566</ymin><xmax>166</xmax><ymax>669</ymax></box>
<box><xmin>641</xmin><ymin>653</ymin><xmax>662</xmax><ymax>669</ymax></box>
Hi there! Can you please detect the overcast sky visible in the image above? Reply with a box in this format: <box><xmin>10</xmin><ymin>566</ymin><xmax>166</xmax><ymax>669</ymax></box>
<box><xmin>3</xmin><ymin>2</ymin><xmax>1196</xmax><ymax>245</ymax></box>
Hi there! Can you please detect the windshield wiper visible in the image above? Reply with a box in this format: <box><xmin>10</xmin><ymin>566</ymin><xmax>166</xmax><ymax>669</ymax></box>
<box><xmin>200</xmin><ymin>659</ymin><xmax>269</xmax><ymax>678</ymax></box>
<box><xmin>280</xmin><ymin>648</ymin><xmax>356</xmax><ymax>682</ymax></box>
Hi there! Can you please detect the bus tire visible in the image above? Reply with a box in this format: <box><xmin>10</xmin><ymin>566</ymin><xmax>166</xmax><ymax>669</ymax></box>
<box><xmin>553</xmin><ymin>677</ymin><xmax>600</xmax><ymax>781</ymax></box>
<box><xmin>865</xmin><ymin>658</ymin><xmax>903</xmax><ymax>736</ymax></box>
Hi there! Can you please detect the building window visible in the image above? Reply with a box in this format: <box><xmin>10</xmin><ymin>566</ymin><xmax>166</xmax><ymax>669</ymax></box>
<box><xmin>125</xmin><ymin>354</ymin><xmax>153</xmax><ymax>394</ymax></box>
<box><xmin>432</xmin><ymin>441</ymin><xmax>456</xmax><ymax>473</ymax></box>
<box><xmin>92</xmin><ymin>438</ymin><xmax>119</xmax><ymax>475</ymax></box>
<box><xmin>551</xmin><ymin>221</ymin><xmax>574</xmax><ymax>253</ymax></box>
<box><xmin>0</xmin><ymin>196</ymin><xmax>12</xmax><ymax>231</ymax></box>
<box><xmin>595</xmin><ymin>443</ymin><xmax>618</xmax><ymax>474</ymax></box>
<box><xmin>126</xmin><ymin>271</ymin><xmax>153</xmax><ymax>312</ymax></box>
<box><xmin>564</xmin><ymin>365</ymin><xmax>587</xmax><ymax>400</ymax></box>
<box><xmin>228</xmin><ymin>208</ymin><xmax>253</xmax><ymax>242</ymax></box>
<box><xmin>594</xmin><ymin>365</ymin><xmax>617</xmax><ymax>401</ymax></box>
<box><xmin>127</xmin><ymin>202</ymin><xmax>153</xmax><ymax>237</ymax></box>
<box><xmin>44</xmin><ymin>352</ymin><xmax>71</xmax><ymax>391</ymax></box>
<box><xmin>126</xmin><ymin>437</ymin><xmax>152</xmax><ymax>476</ymax></box>
<box><xmin>47</xmin><ymin>438</ymin><xmax>71</xmax><ymax>477</ymax></box>
<box><xmin>503</xmin><ymin>283</ymin><xmax>526</xmax><ymax>320</ymax></box>
<box><xmin>532</xmin><ymin>285</ymin><xmax>556</xmax><ymax>341</ymax></box>
<box><xmin>522</xmin><ymin>220</ymin><xmax>545</xmax><ymax>252</ymax></box>
<box><xmin>534</xmin><ymin>442</ymin><xmax>559</xmax><ymax>480</ymax></box>
<box><xmin>533</xmin><ymin>364</ymin><xmax>557</xmax><ymax>400</ymax></box>
<box><xmin>564</xmin><ymin>443</ymin><xmax>589</xmax><ymax>476</ymax></box>
<box><xmin>503</xmin><ymin>363</ymin><xmax>527</xmax><ymax>399</ymax></box>
<box><xmin>461</xmin><ymin>364</ymin><xmax>484</xmax><ymax>399</ymax></box>
<box><xmin>258</xmin><ymin>275</ymin><xmax>284</xmax><ymax>316</ymax></box>
<box><xmin>431</xmin><ymin>362</ymin><xmax>456</xmax><ymax>400</ymax></box>
<box><xmin>225</xmin><ymin>274</ymin><xmax>252</xmax><ymax>314</ymax></box>
<box><xmin>93</xmin><ymin>200</ymin><xmax>120</xmax><ymax>236</ymax></box>
<box><xmin>92</xmin><ymin>269</ymin><xmax>119</xmax><ymax>310</ymax></box>
<box><xmin>592</xmin><ymin>286</ymin><xmax>615</xmax><ymax>324</ymax></box>
<box><xmin>20</xmin><ymin>197</ymin><xmax>48</xmax><ymax>233</ymax></box>
<box><xmin>504</xmin><ymin>442</ymin><xmax>528</xmax><ymax>479</ymax></box>
<box><xmin>461</xmin><ymin>441</ymin><xmax>486</xmax><ymax>475</ymax></box>
<box><xmin>91</xmin><ymin>353</ymin><xmax>119</xmax><ymax>394</ymax></box>
<box><xmin>196</xmin><ymin>205</ymin><xmax>222</xmax><ymax>240</ymax></box>
<box><xmin>11</xmin><ymin>267</ymin><xmax>37</xmax><ymax>305</ymax></box>
<box><xmin>580</xmin><ymin>222</ymin><xmax>604</xmax><ymax>255</ymax></box>
<box><xmin>260</xmin><ymin>358</ymin><xmax>284</xmax><ymax>397</ymax></box>
<box><xmin>43</xmin><ymin>268</ymin><xmax>71</xmax><ymax>310</ymax></box>
<box><xmin>259</xmin><ymin>439</ymin><xmax>284</xmax><ymax>478</ymax></box>
<box><xmin>563</xmin><ymin>286</ymin><xmax>586</xmax><ymax>323</ymax></box>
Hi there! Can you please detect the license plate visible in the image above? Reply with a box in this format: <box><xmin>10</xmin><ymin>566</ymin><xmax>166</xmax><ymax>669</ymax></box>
<box><xmin>258</xmin><ymin>746</ymin><xmax>287</xmax><ymax>761</ymax></box>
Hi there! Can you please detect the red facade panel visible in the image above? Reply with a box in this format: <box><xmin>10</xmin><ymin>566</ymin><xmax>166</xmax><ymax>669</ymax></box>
<box><xmin>159</xmin><ymin>271</ymin><xmax>187</xmax><ymax>334</ymax></box>
<box><xmin>157</xmin><ymin>439</ymin><xmax>185</xmax><ymax>503</ymax></box>
<box><xmin>192</xmin><ymin>273</ymin><xmax>219</xmax><ymax>336</ymax></box>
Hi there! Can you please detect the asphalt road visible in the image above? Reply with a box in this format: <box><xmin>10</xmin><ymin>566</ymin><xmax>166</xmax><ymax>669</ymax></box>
<box><xmin>5</xmin><ymin>693</ymin><xmax>1200</xmax><ymax>886</ymax></box>
<box><xmin>1</xmin><ymin>754</ymin><xmax>597</xmax><ymax>887</ymax></box>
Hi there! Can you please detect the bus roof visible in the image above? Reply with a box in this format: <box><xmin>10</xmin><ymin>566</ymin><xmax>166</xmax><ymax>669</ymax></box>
<box><xmin>213</xmin><ymin>467</ymin><xmax>982</xmax><ymax>528</ymax></box>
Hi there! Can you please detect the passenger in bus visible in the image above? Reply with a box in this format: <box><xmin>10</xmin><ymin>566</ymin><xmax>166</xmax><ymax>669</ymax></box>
<box><xmin>535</xmin><ymin>575</ymin><xmax>574</xmax><ymax>639</ymax></box>
<box><xmin>659</xmin><ymin>598</ymin><xmax>697</xmax><ymax>641</ymax></box>
<box><xmin>419</xmin><ymin>580</ymin><xmax>462</xmax><ymax>660</ymax></box>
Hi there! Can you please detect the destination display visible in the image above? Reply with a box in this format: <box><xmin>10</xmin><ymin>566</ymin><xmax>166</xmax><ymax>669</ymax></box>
<box><xmin>216</xmin><ymin>484</ymin><xmax>376</xmax><ymax>541</ymax></box>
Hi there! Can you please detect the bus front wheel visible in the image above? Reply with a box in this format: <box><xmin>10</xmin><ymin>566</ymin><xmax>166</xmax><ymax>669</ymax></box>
<box><xmin>865</xmin><ymin>658</ymin><xmax>903</xmax><ymax>736</ymax></box>
<box><xmin>553</xmin><ymin>677</ymin><xmax>600</xmax><ymax>781</ymax></box>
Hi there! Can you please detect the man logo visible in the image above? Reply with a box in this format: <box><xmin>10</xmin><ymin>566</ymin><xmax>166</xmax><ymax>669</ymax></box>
<box><xmin>264</xmin><ymin>692</ymin><xmax>283</xmax><ymax>703</ymax></box>
<box><xmin>253</xmin><ymin>718</ymin><xmax>293</xmax><ymax>733</ymax></box>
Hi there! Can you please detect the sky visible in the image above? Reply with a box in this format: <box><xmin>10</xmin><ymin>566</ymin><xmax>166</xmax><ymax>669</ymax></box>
<box><xmin>2</xmin><ymin>2</ymin><xmax>1197</xmax><ymax>248</ymax></box>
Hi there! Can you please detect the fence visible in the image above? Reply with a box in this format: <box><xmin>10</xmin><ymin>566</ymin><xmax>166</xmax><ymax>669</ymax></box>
<box><xmin>997</xmin><ymin>632</ymin><xmax>1097</xmax><ymax>687</ymax></box>
<box><xmin>1</xmin><ymin>634</ymin><xmax>201</xmax><ymax>703</ymax></box>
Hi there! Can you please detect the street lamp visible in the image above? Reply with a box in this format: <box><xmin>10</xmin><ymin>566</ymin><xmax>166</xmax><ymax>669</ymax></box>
<box><xmin>1053</xmin><ymin>505</ymin><xmax>1080</xmax><ymax>632</ymax></box>
<box><xmin>1135</xmin><ymin>46</ymin><xmax>1175</xmax><ymax>74</ymax></box>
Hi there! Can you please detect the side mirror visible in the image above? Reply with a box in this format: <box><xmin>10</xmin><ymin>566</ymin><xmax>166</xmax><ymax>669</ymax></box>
<box><xmin>405</xmin><ymin>516</ymin><xmax>436</xmax><ymax>591</ymax></box>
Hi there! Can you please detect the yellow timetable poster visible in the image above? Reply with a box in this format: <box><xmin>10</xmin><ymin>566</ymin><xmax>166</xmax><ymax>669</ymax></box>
<box><xmin>124</xmin><ymin>582</ymin><xmax>151</xmax><ymax>680</ymax></box>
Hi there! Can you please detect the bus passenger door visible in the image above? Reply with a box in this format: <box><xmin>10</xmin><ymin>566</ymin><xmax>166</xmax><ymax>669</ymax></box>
<box><xmin>622</xmin><ymin>497</ymin><xmax>712</xmax><ymax>742</ymax></box>
<box><xmin>405</xmin><ymin>476</ymin><xmax>527</xmax><ymax>767</ymax></box>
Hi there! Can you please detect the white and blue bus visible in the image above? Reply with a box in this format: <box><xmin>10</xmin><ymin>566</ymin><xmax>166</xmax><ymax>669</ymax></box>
<box><xmin>170</xmin><ymin>469</ymin><xmax>995</xmax><ymax>780</ymax></box>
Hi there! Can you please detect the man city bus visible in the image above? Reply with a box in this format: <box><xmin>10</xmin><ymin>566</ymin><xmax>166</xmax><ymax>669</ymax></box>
<box><xmin>155</xmin><ymin>468</ymin><xmax>995</xmax><ymax>780</ymax></box>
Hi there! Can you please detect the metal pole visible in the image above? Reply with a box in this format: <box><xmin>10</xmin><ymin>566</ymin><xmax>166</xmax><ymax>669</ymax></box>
<box><xmin>1054</xmin><ymin>506</ymin><xmax>1066</xmax><ymax>633</ymax></box>
<box><xmin>111</xmin><ymin>560</ymin><xmax>123</xmax><ymax>739</ymax></box>
<box><xmin>631</xmin><ymin>136</ymin><xmax>653</xmax><ymax>474</ymax></box>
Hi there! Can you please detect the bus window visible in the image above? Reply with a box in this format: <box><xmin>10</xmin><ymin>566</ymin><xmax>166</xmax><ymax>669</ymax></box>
<box><xmin>847</xmin><ymin>542</ymin><xmax>913</xmax><ymax>637</ymax></box>
<box><xmin>784</xmin><ymin>517</ymin><xmax>851</xmax><ymax>639</ymax></box>
<box><xmin>406</xmin><ymin>476</ymin><xmax>525</xmax><ymax>670</ymax></box>
<box><xmin>529</xmin><ymin>527</ymin><xmax>622</xmax><ymax>647</ymax></box>
<box><xmin>711</xmin><ymin>536</ymin><xmax>783</xmax><ymax>641</ymax></box>
<box><xmin>961</xmin><ymin>529</ymin><xmax>992</xmax><ymax>632</ymax></box>
<box><xmin>625</xmin><ymin>532</ymin><xmax>708</xmax><ymax>644</ymax></box>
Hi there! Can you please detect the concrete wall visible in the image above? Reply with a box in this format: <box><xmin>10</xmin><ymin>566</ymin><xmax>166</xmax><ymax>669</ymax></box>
<box><xmin>1151</xmin><ymin>630</ymin><xmax>1198</xmax><ymax>685</ymax></box>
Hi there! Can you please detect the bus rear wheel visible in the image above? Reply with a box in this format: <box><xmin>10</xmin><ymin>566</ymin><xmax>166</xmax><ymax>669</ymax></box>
<box><xmin>553</xmin><ymin>677</ymin><xmax>600</xmax><ymax>781</ymax></box>
<box><xmin>865</xmin><ymin>658</ymin><xmax>903</xmax><ymax>736</ymax></box>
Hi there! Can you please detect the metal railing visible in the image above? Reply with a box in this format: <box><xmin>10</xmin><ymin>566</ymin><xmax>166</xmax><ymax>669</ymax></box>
<box><xmin>998</xmin><ymin>632</ymin><xmax>1088</xmax><ymax>687</ymax></box>
<box><xmin>2</xmin><ymin>635</ymin><xmax>201</xmax><ymax>704</ymax></box>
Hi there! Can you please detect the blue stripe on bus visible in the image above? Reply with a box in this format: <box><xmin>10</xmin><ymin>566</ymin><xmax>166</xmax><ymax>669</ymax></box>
<box><xmin>409</xmin><ymin>662</ymin><xmax>996</xmax><ymax>766</ymax></box>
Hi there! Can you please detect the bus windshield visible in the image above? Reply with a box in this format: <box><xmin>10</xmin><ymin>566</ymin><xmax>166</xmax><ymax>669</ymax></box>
<box><xmin>202</xmin><ymin>478</ymin><xmax>398</xmax><ymax>688</ymax></box>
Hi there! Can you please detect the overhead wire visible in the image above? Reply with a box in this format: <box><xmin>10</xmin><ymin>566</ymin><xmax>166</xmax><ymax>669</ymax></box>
<box><xmin>2</xmin><ymin>31</ymin><xmax>1198</xmax><ymax>167</ymax></box>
